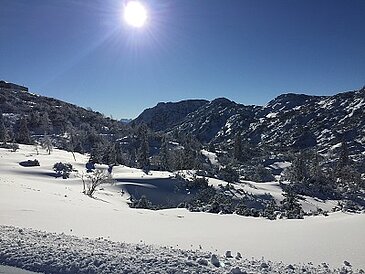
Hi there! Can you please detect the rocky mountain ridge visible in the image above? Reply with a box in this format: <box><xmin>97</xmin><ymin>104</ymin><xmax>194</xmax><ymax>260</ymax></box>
<box><xmin>134</xmin><ymin>87</ymin><xmax>365</xmax><ymax>160</ymax></box>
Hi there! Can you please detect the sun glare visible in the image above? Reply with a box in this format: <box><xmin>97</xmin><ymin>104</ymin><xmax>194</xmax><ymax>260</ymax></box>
<box><xmin>124</xmin><ymin>1</ymin><xmax>148</xmax><ymax>28</ymax></box>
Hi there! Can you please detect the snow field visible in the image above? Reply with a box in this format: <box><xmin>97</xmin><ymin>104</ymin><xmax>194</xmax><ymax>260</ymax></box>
<box><xmin>0</xmin><ymin>145</ymin><xmax>364</xmax><ymax>271</ymax></box>
<box><xmin>1</xmin><ymin>225</ymin><xmax>362</xmax><ymax>274</ymax></box>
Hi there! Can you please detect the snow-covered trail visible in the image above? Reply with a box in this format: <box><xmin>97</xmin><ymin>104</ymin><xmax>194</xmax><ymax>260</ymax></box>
<box><xmin>0</xmin><ymin>145</ymin><xmax>365</xmax><ymax>269</ymax></box>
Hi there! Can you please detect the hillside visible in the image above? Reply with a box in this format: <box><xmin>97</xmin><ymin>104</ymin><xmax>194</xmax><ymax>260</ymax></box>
<box><xmin>133</xmin><ymin>87</ymin><xmax>365</xmax><ymax>161</ymax></box>
<box><xmin>0</xmin><ymin>86</ymin><xmax>129</xmax><ymax>132</ymax></box>
<box><xmin>0</xmin><ymin>87</ymin><xmax>129</xmax><ymax>152</ymax></box>
<box><xmin>132</xmin><ymin>99</ymin><xmax>208</xmax><ymax>131</ymax></box>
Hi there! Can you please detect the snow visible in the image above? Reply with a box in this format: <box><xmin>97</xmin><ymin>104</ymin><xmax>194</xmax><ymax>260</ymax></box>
<box><xmin>2</xmin><ymin>226</ymin><xmax>359</xmax><ymax>274</ymax></box>
<box><xmin>0</xmin><ymin>145</ymin><xmax>365</xmax><ymax>271</ymax></box>
<box><xmin>331</xmin><ymin>142</ymin><xmax>343</xmax><ymax>150</ymax></box>
<box><xmin>201</xmin><ymin>149</ymin><xmax>219</xmax><ymax>166</ymax></box>
<box><xmin>0</xmin><ymin>265</ymin><xmax>39</xmax><ymax>274</ymax></box>
<box><xmin>266</xmin><ymin>112</ymin><xmax>278</xmax><ymax>118</ymax></box>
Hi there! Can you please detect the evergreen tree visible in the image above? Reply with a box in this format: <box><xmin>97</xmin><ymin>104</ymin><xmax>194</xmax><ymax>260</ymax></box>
<box><xmin>309</xmin><ymin>151</ymin><xmax>323</xmax><ymax>180</ymax></box>
<box><xmin>336</xmin><ymin>140</ymin><xmax>350</xmax><ymax>179</ymax></box>
<box><xmin>280</xmin><ymin>188</ymin><xmax>304</xmax><ymax>219</ymax></box>
<box><xmin>0</xmin><ymin>113</ymin><xmax>6</xmax><ymax>143</ymax></box>
<box><xmin>16</xmin><ymin>116</ymin><xmax>32</xmax><ymax>144</ymax></box>
<box><xmin>285</xmin><ymin>152</ymin><xmax>308</xmax><ymax>182</ymax></box>
<box><xmin>40</xmin><ymin>111</ymin><xmax>51</xmax><ymax>135</ymax></box>
<box><xmin>233</xmin><ymin>133</ymin><xmax>243</xmax><ymax>161</ymax></box>
<box><xmin>41</xmin><ymin>135</ymin><xmax>53</xmax><ymax>154</ymax></box>
<box><xmin>114</xmin><ymin>142</ymin><xmax>124</xmax><ymax>165</ymax></box>
<box><xmin>137</xmin><ymin>124</ymin><xmax>150</xmax><ymax>170</ymax></box>
<box><xmin>159</xmin><ymin>135</ymin><xmax>169</xmax><ymax>170</ymax></box>
<box><xmin>252</xmin><ymin>164</ymin><xmax>275</xmax><ymax>182</ymax></box>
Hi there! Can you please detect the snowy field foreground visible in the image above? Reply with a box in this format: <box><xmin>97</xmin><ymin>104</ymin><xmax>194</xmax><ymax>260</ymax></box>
<box><xmin>0</xmin><ymin>145</ymin><xmax>365</xmax><ymax>272</ymax></box>
<box><xmin>0</xmin><ymin>225</ymin><xmax>362</xmax><ymax>274</ymax></box>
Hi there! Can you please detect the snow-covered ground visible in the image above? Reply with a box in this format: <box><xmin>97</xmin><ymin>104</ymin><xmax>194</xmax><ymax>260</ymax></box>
<box><xmin>0</xmin><ymin>145</ymin><xmax>364</xmax><ymax>272</ymax></box>
<box><xmin>1</xmin><ymin>225</ymin><xmax>360</xmax><ymax>274</ymax></box>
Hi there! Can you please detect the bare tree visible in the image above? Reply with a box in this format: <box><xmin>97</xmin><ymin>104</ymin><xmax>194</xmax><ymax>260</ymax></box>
<box><xmin>80</xmin><ymin>169</ymin><xmax>114</xmax><ymax>197</ymax></box>
<box><xmin>41</xmin><ymin>135</ymin><xmax>53</xmax><ymax>155</ymax></box>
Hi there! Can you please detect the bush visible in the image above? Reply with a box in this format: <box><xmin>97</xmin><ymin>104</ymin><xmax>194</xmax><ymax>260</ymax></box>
<box><xmin>53</xmin><ymin>162</ymin><xmax>73</xmax><ymax>179</ymax></box>
<box><xmin>19</xmin><ymin>159</ymin><xmax>40</xmax><ymax>167</ymax></box>
<box><xmin>186</xmin><ymin>176</ymin><xmax>209</xmax><ymax>190</ymax></box>
<box><xmin>0</xmin><ymin>142</ymin><xmax>19</xmax><ymax>152</ymax></box>
<box><xmin>218</xmin><ymin>166</ymin><xmax>239</xmax><ymax>183</ymax></box>
<box><xmin>129</xmin><ymin>195</ymin><xmax>153</xmax><ymax>209</ymax></box>
<box><xmin>80</xmin><ymin>169</ymin><xmax>112</xmax><ymax>197</ymax></box>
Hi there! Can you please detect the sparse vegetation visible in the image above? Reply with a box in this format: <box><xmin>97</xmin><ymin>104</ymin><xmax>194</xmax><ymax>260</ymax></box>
<box><xmin>80</xmin><ymin>169</ymin><xmax>114</xmax><ymax>197</ymax></box>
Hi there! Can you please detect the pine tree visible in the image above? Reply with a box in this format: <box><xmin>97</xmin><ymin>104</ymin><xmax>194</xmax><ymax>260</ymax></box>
<box><xmin>137</xmin><ymin>124</ymin><xmax>150</xmax><ymax>170</ymax></box>
<box><xmin>159</xmin><ymin>135</ymin><xmax>169</xmax><ymax>170</ymax></box>
<box><xmin>336</xmin><ymin>140</ymin><xmax>349</xmax><ymax>178</ymax></box>
<box><xmin>16</xmin><ymin>117</ymin><xmax>32</xmax><ymax>144</ymax></box>
<box><xmin>285</xmin><ymin>152</ymin><xmax>308</xmax><ymax>182</ymax></box>
<box><xmin>40</xmin><ymin>112</ymin><xmax>51</xmax><ymax>135</ymax></box>
<box><xmin>280</xmin><ymin>188</ymin><xmax>304</xmax><ymax>219</ymax></box>
<box><xmin>41</xmin><ymin>135</ymin><xmax>53</xmax><ymax>154</ymax></box>
<box><xmin>233</xmin><ymin>133</ymin><xmax>243</xmax><ymax>161</ymax></box>
<box><xmin>0</xmin><ymin>113</ymin><xmax>6</xmax><ymax>143</ymax></box>
<box><xmin>309</xmin><ymin>151</ymin><xmax>323</xmax><ymax>180</ymax></box>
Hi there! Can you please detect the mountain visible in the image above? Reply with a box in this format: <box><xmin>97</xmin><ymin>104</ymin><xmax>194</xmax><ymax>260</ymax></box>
<box><xmin>133</xmin><ymin>87</ymin><xmax>365</xmax><ymax>160</ymax></box>
<box><xmin>132</xmin><ymin>99</ymin><xmax>208</xmax><ymax>131</ymax></box>
<box><xmin>120</xmin><ymin>118</ymin><xmax>132</xmax><ymax>124</ymax></box>
<box><xmin>0</xmin><ymin>85</ymin><xmax>128</xmax><ymax>151</ymax></box>
<box><xmin>173</xmin><ymin>98</ymin><xmax>259</xmax><ymax>143</ymax></box>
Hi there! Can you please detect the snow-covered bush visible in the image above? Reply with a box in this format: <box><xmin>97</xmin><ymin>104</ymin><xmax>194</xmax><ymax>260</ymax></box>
<box><xmin>19</xmin><ymin>159</ymin><xmax>40</xmax><ymax>167</ymax></box>
<box><xmin>129</xmin><ymin>195</ymin><xmax>153</xmax><ymax>209</ymax></box>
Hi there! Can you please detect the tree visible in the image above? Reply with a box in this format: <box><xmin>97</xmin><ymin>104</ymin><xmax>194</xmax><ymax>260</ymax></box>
<box><xmin>233</xmin><ymin>133</ymin><xmax>243</xmax><ymax>161</ymax></box>
<box><xmin>0</xmin><ymin>113</ymin><xmax>6</xmax><ymax>143</ymax></box>
<box><xmin>16</xmin><ymin>116</ymin><xmax>32</xmax><ymax>144</ymax></box>
<box><xmin>130</xmin><ymin>195</ymin><xmax>152</xmax><ymax>209</ymax></box>
<box><xmin>181</xmin><ymin>133</ymin><xmax>201</xmax><ymax>169</ymax></box>
<box><xmin>159</xmin><ymin>135</ymin><xmax>169</xmax><ymax>170</ymax></box>
<box><xmin>53</xmin><ymin>162</ymin><xmax>73</xmax><ymax>179</ymax></box>
<box><xmin>280</xmin><ymin>188</ymin><xmax>304</xmax><ymax>219</ymax></box>
<box><xmin>81</xmin><ymin>169</ymin><xmax>112</xmax><ymax>197</ymax></box>
<box><xmin>41</xmin><ymin>135</ymin><xmax>53</xmax><ymax>154</ymax></box>
<box><xmin>335</xmin><ymin>140</ymin><xmax>350</xmax><ymax>179</ymax></box>
<box><xmin>137</xmin><ymin>124</ymin><xmax>150</xmax><ymax>170</ymax></box>
<box><xmin>252</xmin><ymin>164</ymin><xmax>275</xmax><ymax>182</ymax></box>
<box><xmin>218</xmin><ymin>166</ymin><xmax>239</xmax><ymax>183</ymax></box>
<box><xmin>284</xmin><ymin>152</ymin><xmax>308</xmax><ymax>182</ymax></box>
<box><xmin>40</xmin><ymin>112</ymin><xmax>52</xmax><ymax>135</ymax></box>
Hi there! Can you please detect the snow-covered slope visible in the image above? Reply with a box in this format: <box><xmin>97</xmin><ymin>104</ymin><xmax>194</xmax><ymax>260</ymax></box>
<box><xmin>134</xmin><ymin>87</ymin><xmax>365</xmax><ymax>163</ymax></box>
<box><xmin>1</xmin><ymin>145</ymin><xmax>365</xmax><ymax>271</ymax></box>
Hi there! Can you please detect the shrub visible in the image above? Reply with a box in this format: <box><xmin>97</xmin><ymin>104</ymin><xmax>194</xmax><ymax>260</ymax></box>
<box><xmin>19</xmin><ymin>159</ymin><xmax>40</xmax><ymax>167</ymax></box>
<box><xmin>53</xmin><ymin>162</ymin><xmax>73</xmax><ymax>179</ymax></box>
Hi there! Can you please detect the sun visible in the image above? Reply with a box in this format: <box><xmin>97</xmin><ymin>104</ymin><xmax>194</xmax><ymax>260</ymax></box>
<box><xmin>123</xmin><ymin>1</ymin><xmax>148</xmax><ymax>28</ymax></box>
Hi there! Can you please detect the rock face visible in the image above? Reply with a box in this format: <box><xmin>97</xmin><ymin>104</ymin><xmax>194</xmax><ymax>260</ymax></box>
<box><xmin>173</xmin><ymin>98</ymin><xmax>259</xmax><ymax>143</ymax></box>
<box><xmin>133</xmin><ymin>87</ymin><xmax>365</xmax><ymax>161</ymax></box>
<box><xmin>132</xmin><ymin>99</ymin><xmax>208</xmax><ymax>131</ymax></box>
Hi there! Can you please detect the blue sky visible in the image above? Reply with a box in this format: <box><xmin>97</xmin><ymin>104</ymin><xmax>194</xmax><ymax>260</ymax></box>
<box><xmin>1</xmin><ymin>0</ymin><xmax>364</xmax><ymax>118</ymax></box>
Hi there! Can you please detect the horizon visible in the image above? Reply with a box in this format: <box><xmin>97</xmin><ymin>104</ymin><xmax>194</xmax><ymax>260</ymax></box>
<box><xmin>2</xmin><ymin>79</ymin><xmax>364</xmax><ymax>120</ymax></box>
<box><xmin>1</xmin><ymin>0</ymin><xmax>365</xmax><ymax>119</ymax></box>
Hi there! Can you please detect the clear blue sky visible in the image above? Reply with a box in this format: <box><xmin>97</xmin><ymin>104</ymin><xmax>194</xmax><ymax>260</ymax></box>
<box><xmin>1</xmin><ymin>0</ymin><xmax>364</xmax><ymax>119</ymax></box>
